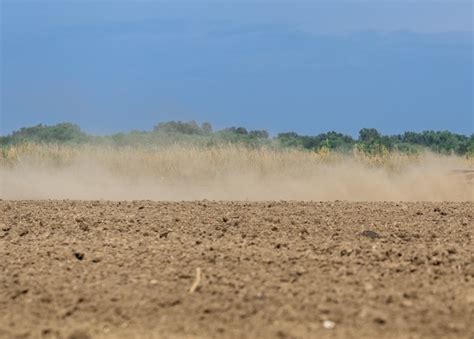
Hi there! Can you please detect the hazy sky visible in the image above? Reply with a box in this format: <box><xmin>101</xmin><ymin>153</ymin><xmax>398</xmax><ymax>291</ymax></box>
<box><xmin>1</xmin><ymin>1</ymin><xmax>473</xmax><ymax>136</ymax></box>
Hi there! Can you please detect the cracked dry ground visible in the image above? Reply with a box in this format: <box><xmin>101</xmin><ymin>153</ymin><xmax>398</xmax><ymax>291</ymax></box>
<box><xmin>0</xmin><ymin>201</ymin><xmax>473</xmax><ymax>339</ymax></box>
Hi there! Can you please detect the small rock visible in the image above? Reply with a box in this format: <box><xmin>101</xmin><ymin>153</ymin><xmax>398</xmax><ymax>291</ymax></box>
<box><xmin>39</xmin><ymin>296</ymin><xmax>52</xmax><ymax>303</ymax></box>
<box><xmin>300</xmin><ymin>228</ymin><xmax>309</xmax><ymax>235</ymax></box>
<box><xmin>360</xmin><ymin>230</ymin><xmax>381</xmax><ymax>239</ymax></box>
<box><xmin>150</xmin><ymin>279</ymin><xmax>158</xmax><ymax>285</ymax></box>
<box><xmin>322</xmin><ymin>320</ymin><xmax>335</xmax><ymax>329</ymax></box>
<box><xmin>433</xmin><ymin>207</ymin><xmax>447</xmax><ymax>215</ymax></box>
<box><xmin>374</xmin><ymin>316</ymin><xmax>387</xmax><ymax>325</ymax></box>
<box><xmin>447</xmin><ymin>247</ymin><xmax>457</xmax><ymax>255</ymax></box>
<box><xmin>12</xmin><ymin>288</ymin><xmax>29</xmax><ymax>300</ymax></box>
<box><xmin>16</xmin><ymin>227</ymin><xmax>29</xmax><ymax>237</ymax></box>
<box><xmin>69</xmin><ymin>330</ymin><xmax>91</xmax><ymax>339</ymax></box>
<box><xmin>42</xmin><ymin>328</ymin><xmax>52</xmax><ymax>336</ymax></box>
<box><xmin>74</xmin><ymin>252</ymin><xmax>84</xmax><ymax>261</ymax></box>
<box><xmin>402</xmin><ymin>291</ymin><xmax>418</xmax><ymax>299</ymax></box>
<box><xmin>78</xmin><ymin>223</ymin><xmax>89</xmax><ymax>232</ymax></box>
<box><xmin>340</xmin><ymin>249</ymin><xmax>353</xmax><ymax>256</ymax></box>
<box><xmin>160</xmin><ymin>230</ymin><xmax>171</xmax><ymax>239</ymax></box>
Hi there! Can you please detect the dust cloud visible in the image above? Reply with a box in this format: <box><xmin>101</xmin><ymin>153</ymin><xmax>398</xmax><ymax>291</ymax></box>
<box><xmin>0</xmin><ymin>147</ymin><xmax>472</xmax><ymax>201</ymax></box>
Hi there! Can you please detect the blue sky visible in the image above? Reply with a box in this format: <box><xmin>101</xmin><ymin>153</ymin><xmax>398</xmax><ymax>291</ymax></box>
<box><xmin>1</xmin><ymin>1</ymin><xmax>473</xmax><ymax>136</ymax></box>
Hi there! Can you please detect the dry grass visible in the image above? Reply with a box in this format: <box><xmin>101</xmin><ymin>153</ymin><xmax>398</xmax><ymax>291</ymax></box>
<box><xmin>1</xmin><ymin>143</ymin><xmax>472</xmax><ymax>201</ymax></box>
<box><xmin>0</xmin><ymin>143</ymin><xmax>432</xmax><ymax>174</ymax></box>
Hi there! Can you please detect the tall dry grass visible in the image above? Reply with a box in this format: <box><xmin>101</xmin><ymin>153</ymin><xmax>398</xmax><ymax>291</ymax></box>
<box><xmin>1</xmin><ymin>143</ymin><xmax>472</xmax><ymax>201</ymax></box>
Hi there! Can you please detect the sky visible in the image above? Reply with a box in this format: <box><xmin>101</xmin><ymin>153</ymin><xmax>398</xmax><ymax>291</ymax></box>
<box><xmin>1</xmin><ymin>0</ymin><xmax>473</xmax><ymax>136</ymax></box>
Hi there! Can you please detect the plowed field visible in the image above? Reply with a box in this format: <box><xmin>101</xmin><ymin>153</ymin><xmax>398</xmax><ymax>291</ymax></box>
<box><xmin>1</xmin><ymin>201</ymin><xmax>473</xmax><ymax>339</ymax></box>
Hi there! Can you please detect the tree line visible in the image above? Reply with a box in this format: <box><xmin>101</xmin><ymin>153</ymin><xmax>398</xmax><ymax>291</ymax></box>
<box><xmin>1</xmin><ymin>121</ymin><xmax>473</xmax><ymax>156</ymax></box>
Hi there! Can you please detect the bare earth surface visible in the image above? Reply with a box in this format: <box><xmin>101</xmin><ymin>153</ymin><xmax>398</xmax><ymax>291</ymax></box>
<box><xmin>0</xmin><ymin>201</ymin><xmax>473</xmax><ymax>339</ymax></box>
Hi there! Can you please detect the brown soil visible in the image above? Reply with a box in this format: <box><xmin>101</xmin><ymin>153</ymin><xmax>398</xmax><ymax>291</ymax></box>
<box><xmin>0</xmin><ymin>201</ymin><xmax>473</xmax><ymax>339</ymax></box>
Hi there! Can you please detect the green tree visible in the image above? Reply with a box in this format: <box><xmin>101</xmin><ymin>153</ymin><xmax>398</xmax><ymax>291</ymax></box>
<box><xmin>154</xmin><ymin>121</ymin><xmax>203</xmax><ymax>135</ymax></box>
<box><xmin>201</xmin><ymin>122</ymin><xmax>213</xmax><ymax>133</ymax></box>
<box><xmin>1</xmin><ymin>123</ymin><xmax>89</xmax><ymax>145</ymax></box>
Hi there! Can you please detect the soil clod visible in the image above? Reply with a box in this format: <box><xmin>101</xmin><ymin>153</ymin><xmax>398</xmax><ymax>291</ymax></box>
<box><xmin>74</xmin><ymin>252</ymin><xmax>85</xmax><ymax>261</ymax></box>
<box><xmin>68</xmin><ymin>330</ymin><xmax>91</xmax><ymax>339</ymax></box>
<box><xmin>16</xmin><ymin>227</ymin><xmax>29</xmax><ymax>237</ymax></box>
<box><xmin>360</xmin><ymin>230</ymin><xmax>381</xmax><ymax>239</ymax></box>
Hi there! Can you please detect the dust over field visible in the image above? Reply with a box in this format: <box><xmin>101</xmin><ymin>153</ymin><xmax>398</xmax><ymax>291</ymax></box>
<box><xmin>1</xmin><ymin>144</ymin><xmax>473</xmax><ymax>201</ymax></box>
<box><xmin>0</xmin><ymin>200</ymin><xmax>473</xmax><ymax>339</ymax></box>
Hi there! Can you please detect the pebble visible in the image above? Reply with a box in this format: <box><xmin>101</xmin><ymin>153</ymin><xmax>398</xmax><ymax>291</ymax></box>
<box><xmin>323</xmin><ymin>320</ymin><xmax>335</xmax><ymax>329</ymax></box>
<box><xmin>361</xmin><ymin>230</ymin><xmax>381</xmax><ymax>239</ymax></box>
<box><xmin>74</xmin><ymin>252</ymin><xmax>85</xmax><ymax>261</ymax></box>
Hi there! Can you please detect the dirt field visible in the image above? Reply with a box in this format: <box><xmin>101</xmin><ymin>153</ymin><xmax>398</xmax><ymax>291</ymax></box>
<box><xmin>0</xmin><ymin>200</ymin><xmax>473</xmax><ymax>339</ymax></box>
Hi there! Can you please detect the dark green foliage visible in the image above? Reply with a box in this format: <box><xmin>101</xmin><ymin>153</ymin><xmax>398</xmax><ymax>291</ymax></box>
<box><xmin>277</xmin><ymin>131</ymin><xmax>355</xmax><ymax>152</ymax></box>
<box><xmin>222</xmin><ymin>127</ymin><xmax>248</xmax><ymax>135</ymax></box>
<box><xmin>359</xmin><ymin>128</ymin><xmax>381</xmax><ymax>143</ymax></box>
<box><xmin>354</xmin><ymin>128</ymin><xmax>473</xmax><ymax>156</ymax></box>
<box><xmin>1</xmin><ymin>121</ymin><xmax>472</xmax><ymax>156</ymax></box>
<box><xmin>201</xmin><ymin>122</ymin><xmax>213</xmax><ymax>134</ymax></box>
<box><xmin>277</xmin><ymin>132</ymin><xmax>302</xmax><ymax>148</ymax></box>
<box><xmin>153</xmin><ymin>121</ymin><xmax>207</xmax><ymax>135</ymax></box>
<box><xmin>357</xmin><ymin>128</ymin><xmax>393</xmax><ymax>155</ymax></box>
<box><xmin>0</xmin><ymin>123</ymin><xmax>89</xmax><ymax>145</ymax></box>
<box><xmin>215</xmin><ymin>127</ymin><xmax>271</xmax><ymax>147</ymax></box>
<box><xmin>249</xmin><ymin>130</ymin><xmax>269</xmax><ymax>139</ymax></box>
<box><xmin>391</xmin><ymin>130</ymin><xmax>473</xmax><ymax>155</ymax></box>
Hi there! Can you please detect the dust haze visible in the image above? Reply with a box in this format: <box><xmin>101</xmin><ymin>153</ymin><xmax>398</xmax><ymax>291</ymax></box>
<box><xmin>0</xmin><ymin>146</ymin><xmax>472</xmax><ymax>201</ymax></box>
